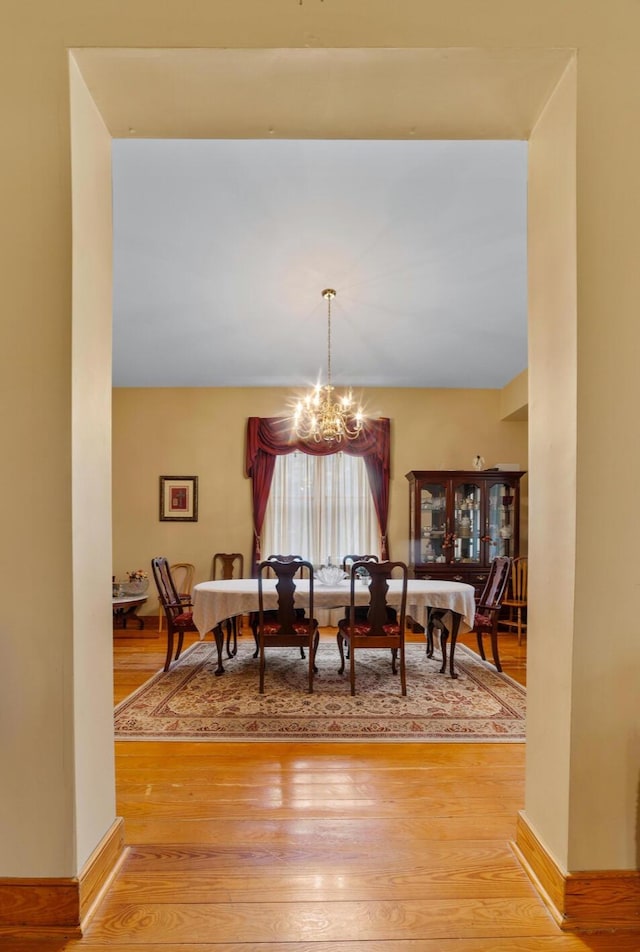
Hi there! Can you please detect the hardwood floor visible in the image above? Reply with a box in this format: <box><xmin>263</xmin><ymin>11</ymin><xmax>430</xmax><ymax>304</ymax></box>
<box><xmin>6</xmin><ymin>624</ymin><xmax>635</xmax><ymax>951</ymax></box>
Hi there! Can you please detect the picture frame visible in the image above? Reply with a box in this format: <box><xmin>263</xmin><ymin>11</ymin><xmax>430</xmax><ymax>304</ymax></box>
<box><xmin>159</xmin><ymin>475</ymin><xmax>198</xmax><ymax>522</ymax></box>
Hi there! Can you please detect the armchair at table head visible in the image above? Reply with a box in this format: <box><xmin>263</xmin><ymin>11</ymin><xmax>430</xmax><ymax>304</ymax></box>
<box><xmin>158</xmin><ymin>562</ymin><xmax>195</xmax><ymax>634</ymax></box>
<box><xmin>212</xmin><ymin>552</ymin><xmax>245</xmax><ymax>656</ymax></box>
<box><xmin>337</xmin><ymin>560</ymin><xmax>408</xmax><ymax>696</ymax></box>
<box><xmin>473</xmin><ymin>555</ymin><xmax>513</xmax><ymax>672</ymax></box>
<box><xmin>151</xmin><ymin>557</ymin><xmax>198</xmax><ymax>672</ymax></box>
<box><xmin>255</xmin><ymin>557</ymin><xmax>319</xmax><ymax>695</ymax></box>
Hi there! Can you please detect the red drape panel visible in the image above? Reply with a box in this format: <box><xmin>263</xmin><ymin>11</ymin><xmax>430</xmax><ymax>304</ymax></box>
<box><xmin>245</xmin><ymin>416</ymin><xmax>391</xmax><ymax>573</ymax></box>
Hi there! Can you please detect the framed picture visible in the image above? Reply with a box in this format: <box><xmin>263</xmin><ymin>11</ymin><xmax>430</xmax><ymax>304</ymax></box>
<box><xmin>159</xmin><ymin>475</ymin><xmax>198</xmax><ymax>522</ymax></box>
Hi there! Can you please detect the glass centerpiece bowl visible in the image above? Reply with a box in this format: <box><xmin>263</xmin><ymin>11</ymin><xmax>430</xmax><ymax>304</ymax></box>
<box><xmin>316</xmin><ymin>565</ymin><xmax>346</xmax><ymax>586</ymax></box>
<box><xmin>122</xmin><ymin>575</ymin><xmax>149</xmax><ymax>596</ymax></box>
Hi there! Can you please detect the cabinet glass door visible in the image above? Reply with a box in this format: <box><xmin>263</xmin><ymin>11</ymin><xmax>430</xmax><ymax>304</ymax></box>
<box><xmin>419</xmin><ymin>481</ymin><xmax>447</xmax><ymax>564</ymax></box>
<box><xmin>488</xmin><ymin>481</ymin><xmax>516</xmax><ymax>559</ymax></box>
<box><xmin>453</xmin><ymin>480</ymin><xmax>482</xmax><ymax>564</ymax></box>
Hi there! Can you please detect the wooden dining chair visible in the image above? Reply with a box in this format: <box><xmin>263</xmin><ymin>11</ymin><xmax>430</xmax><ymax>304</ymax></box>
<box><xmin>151</xmin><ymin>557</ymin><xmax>199</xmax><ymax>671</ymax></box>
<box><xmin>341</xmin><ymin>554</ymin><xmax>379</xmax><ymax>571</ymax></box>
<box><xmin>340</xmin><ymin>554</ymin><xmax>392</xmax><ymax>637</ymax></box>
<box><xmin>157</xmin><ymin>562</ymin><xmax>194</xmax><ymax>633</ymax></box>
<box><xmin>337</xmin><ymin>560</ymin><xmax>408</xmax><ymax>696</ymax></box>
<box><xmin>256</xmin><ymin>557</ymin><xmax>319</xmax><ymax>694</ymax></box>
<box><xmin>473</xmin><ymin>555</ymin><xmax>513</xmax><ymax>672</ymax></box>
<box><xmin>501</xmin><ymin>556</ymin><xmax>528</xmax><ymax>645</ymax></box>
<box><xmin>212</xmin><ymin>552</ymin><xmax>244</xmax><ymax>656</ymax></box>
<box><xmin>250</xmin><ymin>555</ymin><xmax>308</xmax><ymax>657</ymax></box>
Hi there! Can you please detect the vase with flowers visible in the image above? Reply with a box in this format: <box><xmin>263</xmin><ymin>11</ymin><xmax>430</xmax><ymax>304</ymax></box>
<box><xmin>123</xmin><ymin>570</ymin><xmax>149</xmax><ymax>596</ymax></box>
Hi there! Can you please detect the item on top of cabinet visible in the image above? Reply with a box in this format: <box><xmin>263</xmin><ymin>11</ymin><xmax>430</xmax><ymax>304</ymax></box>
<box><xmin>472</xmin><ymin>455</ymin><xmax>485</xmax><ymax>471</ymax></box>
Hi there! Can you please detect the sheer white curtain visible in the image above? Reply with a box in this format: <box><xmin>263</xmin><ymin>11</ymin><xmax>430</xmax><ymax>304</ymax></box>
<box><xmin>263</xmin><ymin>451</ymin><xmax>379</xmax><ymax>566</ymax></box>
<box><xmin>262</xmin><ymin>452</ymin><xmax>379</xmax><ymax>622</ymax></box>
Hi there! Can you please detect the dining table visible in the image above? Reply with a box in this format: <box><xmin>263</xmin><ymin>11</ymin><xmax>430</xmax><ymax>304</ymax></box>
<box><xmin>192</xmin><ymin>577</ymin><xmax>476</xmax><ymax>678</ymax></box>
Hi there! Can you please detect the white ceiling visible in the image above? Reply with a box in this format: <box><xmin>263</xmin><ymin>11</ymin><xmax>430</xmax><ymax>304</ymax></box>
<box><xmin>112</xmin><ymin>137</ymin><xmax>528</xmax><ymax>389</ymax></box>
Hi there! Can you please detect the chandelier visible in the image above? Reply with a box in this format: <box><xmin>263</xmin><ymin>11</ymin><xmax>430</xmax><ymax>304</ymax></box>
<box><xmin>292</xmin><ymin>289</ymin><xmax>364</xmax><ymax>443</ymax></box>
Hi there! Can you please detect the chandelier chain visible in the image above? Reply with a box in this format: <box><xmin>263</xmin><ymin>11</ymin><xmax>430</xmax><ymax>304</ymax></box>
<box><xmin>326</xmin><ymin>289</ymin><xmax>332</xmax><ymax>388</ymax></box>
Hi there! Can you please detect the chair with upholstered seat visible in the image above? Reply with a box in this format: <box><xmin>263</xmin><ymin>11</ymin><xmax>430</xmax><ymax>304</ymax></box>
<box><xmin>250</xmin><ymin>554</ymin><xmax>308</xmax><ymax>657</ymax></box>
<box><xmin>255</xmin><ymin>557</ymin><xmax>320</xmax><ymax>694</ymax></box>
<box><xmin>337</xmin><ymin>560</ymin><xmax>408</xmax><ymax>696</ymax></box>
<box><xmin>212</xmin><ymin>552</ymin><xmax>244</xmax><ymax>656</ymax></box>
<box><xmin>501</xmin><ymin>556</ymin><xmax>528</xmax><ymax>645</ymax></box>
<box><xmin>340</xmin><ymin>554</ymin><xmax>392</xmax><ymax>632</ymax></box>
<box><xmin>157</xmin><ymin>562</ymin><xmax>194</xmax><ymax>633</ymax></box>
<box><xmin>151</xmin><ymin>557</ymin><xmax>199</xmax><ymax>672</ymax></box>
<box><xmin>473</xmin><ymin>555</ymin><xmax>513</xmax><ymax>672</ymax></box>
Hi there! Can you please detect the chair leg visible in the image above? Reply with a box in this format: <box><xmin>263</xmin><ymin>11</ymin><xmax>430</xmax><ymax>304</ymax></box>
<box><xmin>259</xmin><ymin>642</ymin><xmax>266</xmax><ymax>694</ymax></box>
<box><xmin>158</xmin><ymin>601</ymin><xmax>164</xmax><ymax>634</ymax></box>
<box><xmin>249</xmin><ymin>613</ymin><xmax>259</xmax><ymax>658</ymax></box>
<box><xmin>350</xmin><ymin>642</ymin><xmax>356</xmax><ymax>696</ymax></box>
<box><xmin>400</xmin><ymin>642</ymin><xmax>407</xmax><ymax>696</ymax></box>
<box><xmin>476</xmin><ymin>631</ymin><xmax>486</xmax><ymax>660</ymax></box>
<box><xmin>517</xmin><ymin>607</ymin><xmax>523</xmax><ymax>645</ymax></box>
<box><xmin>490</xmin><ymin>624</ymin><xmax>502</xmax><ymax>673</ymax></box>
<box><xmin>174</xmin><ymin>631</ymin><xmax>185</xmax><ymax>663</ymax></box>
<box><xmin>337</xmin><ymin>632</ymin><xmax>346</xmax><ymax>674</ymax></box>
<box><xmin>163</xmin><ymin>631</ymin><xmax>174</xmax><ymax>671</ymax></box>
<box><xmin>307</xmin><ymin>632</ymin><xmax>319</xmax><ymax>693</ymax></box>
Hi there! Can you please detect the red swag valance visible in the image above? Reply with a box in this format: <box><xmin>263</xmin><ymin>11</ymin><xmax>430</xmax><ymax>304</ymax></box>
<box><xmin>245</xmin><ymin>416</ymin><xmax>391</xmax><ymax>573</ymax></box>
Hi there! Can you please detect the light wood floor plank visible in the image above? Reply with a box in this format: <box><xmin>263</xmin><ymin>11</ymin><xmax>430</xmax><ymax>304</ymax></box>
<box><xmin>13</xmin><ymin>626</ymin><xmax>636</xmax><ymax>952</ymax></box>
<box><xmin>84</xmin><ymin>897</ymin><xmax>561</xmax><ymax>943</ymax></box>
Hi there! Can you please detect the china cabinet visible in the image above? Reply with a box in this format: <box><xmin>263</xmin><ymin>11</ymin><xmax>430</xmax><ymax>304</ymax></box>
<box><xmin>406</xmin><ymin>470</ymin><xmax>526</xmax><ymax>596</ymax></box>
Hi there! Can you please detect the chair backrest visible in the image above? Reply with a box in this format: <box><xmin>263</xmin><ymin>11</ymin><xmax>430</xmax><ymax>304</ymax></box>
<box><xmin>349</xmin><ymin>559</ymin><xmax>408</xmax><ymax>635</ymax></box>
<box><xmin>257</xmin><ymin>557</ymin><xmax>314</xmax><ymax>634</ymax></box>
<box><xmin>342</xmin><ymin>554</ymin><xmax>379</xmax><ymax>571</ymax></box>
<box><xmin>151</xmin><ymin>557</ymin><xmax>183</xmax><ymax>621</ymax></box>
<box><xmin>509</xmin><ymin>556</ymin><xmax>528</xmax><ymax>601</ymax></box>
<box><xmin>265</xmin><ymin>553</ymin><xmax>308</xmax><ymax>578</ymax></box>
<box><xmin>212</xmin><ymin>552</ymin><xmax>244</xmax><ymax>581</ymax></box>
<box><xmin>478</xmin><ymin>556</ymin><xmax>512</xmax><ymax>611</ymax></box>
<box><xmin>171</xmin><ymin>561</ymin><xmax>195</xmax><ymax>595</ymax></box>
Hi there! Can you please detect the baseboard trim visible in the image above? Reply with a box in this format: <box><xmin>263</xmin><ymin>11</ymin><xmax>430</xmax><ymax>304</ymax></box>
<box><xmin>0</xmin><ymin>817</ymin><xmax>126</xmax><ymax>937</ymax></box>
<box><xmin>514</xmin><ymin>811</ymin><xmax>640</xmax><ymax>933</ymax></box>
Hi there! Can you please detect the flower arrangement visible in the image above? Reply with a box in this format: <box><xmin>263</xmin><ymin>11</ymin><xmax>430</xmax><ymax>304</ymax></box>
<box><xmin>127</xmin><ymin>570</ymin><xmax>148</xmax><ymax>582</ymax></box>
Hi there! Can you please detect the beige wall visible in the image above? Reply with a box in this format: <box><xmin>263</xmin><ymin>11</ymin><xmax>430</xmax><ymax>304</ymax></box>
<box><xmin>3</xmin><ymin>0</ymin><xmax>640</xmax><ymax>889</ymax></box>
<box><xmin>70</xmin><ymin>58</ymin><xmax>118</xmax><ymax>872</ymax></box>
<box><xmin>527</xmin><ymin>60</ymin><xmax>577</xmax><ymax>871</ymax></box>
<box><xmin>113</xmin><ymin>386</ymin><xmax>528</xmax><ymax>598</ymax></box>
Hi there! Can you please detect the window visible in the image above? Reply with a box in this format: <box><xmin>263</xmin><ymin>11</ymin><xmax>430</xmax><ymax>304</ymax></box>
<box><xmin>262</xmin><ymin>451</ymin><xmax>379</xmax><ymax>566</ymax></box>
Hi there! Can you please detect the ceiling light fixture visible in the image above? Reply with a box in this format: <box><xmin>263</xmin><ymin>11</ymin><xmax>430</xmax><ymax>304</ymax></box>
<box><xmin>292</xmin><ymin>288</ymin><xmax>364</xmax><ymax>443</ymax></box>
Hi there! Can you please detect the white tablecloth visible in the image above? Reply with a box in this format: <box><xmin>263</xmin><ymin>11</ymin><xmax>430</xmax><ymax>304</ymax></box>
<box><xmin>192</xmin><ymin>578</ymin><xmax>475</xmax><ymax>638</ymax></box>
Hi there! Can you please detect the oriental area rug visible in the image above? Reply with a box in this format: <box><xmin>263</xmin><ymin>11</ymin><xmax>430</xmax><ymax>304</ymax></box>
<box><xmin>114</xmin><ymin>639</ymin><xmax>526</xmax><ymax>742</ymax></box>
